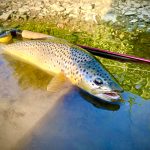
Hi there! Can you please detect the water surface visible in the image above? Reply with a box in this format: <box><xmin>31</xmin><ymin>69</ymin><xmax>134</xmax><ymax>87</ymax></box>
<box><xmin>0</xmin><ymin>47</ymin><xmax>149</xmax><ymax>150</ymax></box>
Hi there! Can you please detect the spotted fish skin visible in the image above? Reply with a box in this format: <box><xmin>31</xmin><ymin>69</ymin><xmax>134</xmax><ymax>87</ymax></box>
<box><xmin>3</xmin><ymin>40</ymin><xmax>91</xmax><ymax>79</ymax></box>
<box><xmin>1</xmin><ymin>39</ymin><xmax>123</xmax><ymax>102</ymax></box>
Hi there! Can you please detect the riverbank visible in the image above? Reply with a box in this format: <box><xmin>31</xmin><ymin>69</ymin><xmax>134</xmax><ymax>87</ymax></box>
<box><xmin>0</xmin><ymin>0</ymin><xmax>150</xmax><ymax>31</ymax></box>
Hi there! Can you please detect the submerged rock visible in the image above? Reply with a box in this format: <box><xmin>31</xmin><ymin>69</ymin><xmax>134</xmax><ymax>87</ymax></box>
<box><xmin>130</xmin><ymin>19</ymin><xmax>138</xmax><ymax>23</ymax></box>
<box><xmin>124</xmin><ymin>11</ymin><xmax>137</xmax><ymax>16</ymax></box>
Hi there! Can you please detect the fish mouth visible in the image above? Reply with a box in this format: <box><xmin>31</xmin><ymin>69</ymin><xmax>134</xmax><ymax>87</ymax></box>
<box><xmin>95</xmin><ymin>91</ymin><xmax>121</xmax><ymax>102</ymax></box>
<box><xmin>103</xmin><ymin>92</ymin><xmax>120</xmax><ymax>100</ymax></box>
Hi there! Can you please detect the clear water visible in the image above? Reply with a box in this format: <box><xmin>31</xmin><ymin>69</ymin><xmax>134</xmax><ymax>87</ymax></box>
<box><xmin>0</xmin><ymin>41</ymin><xmax>149</xmax><ymax>150</ymax></box>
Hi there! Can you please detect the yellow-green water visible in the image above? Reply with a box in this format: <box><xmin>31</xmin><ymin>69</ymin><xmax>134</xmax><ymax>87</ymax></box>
<box><xmin>0</xmin><ymin>22</ymin><xmax>150</xmax><ymax>150</ymax></box>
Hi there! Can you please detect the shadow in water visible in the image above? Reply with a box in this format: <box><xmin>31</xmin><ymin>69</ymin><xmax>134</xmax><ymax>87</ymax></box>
<box><xmin>3</xmin><ymin>55</ymin><xmax>52</xmax><ymax>90</ymax></box>
<box><xmin>79</xmin><ymin>89</ymin><xmax>120</xmax><ymax>111</ymax></box>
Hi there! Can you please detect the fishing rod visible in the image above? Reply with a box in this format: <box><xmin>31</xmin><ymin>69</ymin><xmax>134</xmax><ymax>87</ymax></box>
<box><xmin>78</xmin><ymin>45</ymin><xmax>150</xmax><ymax>64</ymax></box>
<box><xmin>0</xmin><ymin>29</ymin><xmax>150</xmax><ymax>64</ymax></box>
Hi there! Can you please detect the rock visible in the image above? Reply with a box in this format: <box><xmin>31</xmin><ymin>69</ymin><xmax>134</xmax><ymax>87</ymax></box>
<box><xmin>30</xmin><ymin>10</ymin><xmax>39</xmax><ymax>19</ymax></box>
<box><xmin>83</xmin><ymin>12</ymin><xmax>96</xmax><ymax>22</ymax></box>
<box><xmin>135</xmin><ymin>84</ymin><xmax>142</xmax><ymax>89</ymax></box>
<box><xmin>65</xmin><ymin>6</ymin><xmax>80</xmax><ymax>16</ymax></box>
<box><xmin>127</xmin><ymin>27</ymin><xmax>133</xmax><ymax>32</ymax></box>
<box><xmin>124</xmin><ymin>10</ymin><xmax>136</xmax><ymax>16</ymax></box>
<box><xmin>0</xmin><ymin>11</ymin><xmax>12</xmax><ymax>20</ymax></box>
<box><xmin>42</xmin><ymin>8</ymin><xmax>49</xmax><ymax>13</ymax></box>
<box><xmin>134</xmin><ymin>3</ymin><xmax>141</xmax><ymax>8</ymax></box>
<box><xmin>36</xmin><ymin>1</ymin><xmax>44</xmax><ymax>7</ymax></box>
<box><xmin>144</xmin><ymin>19</ymin><xmax>150</xmax><ymax>23</ymax></box>
<box><xmin>68</xmin><ymin>13</ymin><xmax>78</xmax><ymax>18</ymax></box>
<box><xmin>130</xmin><ymin>19</ymin><xmax>138</xmax><ymax>23</ymax></box>
<box><xmin>138</xmin><ymin>22</ymin><xmax>146</xmax><ymax>28</ymax></box>
<box><xmin>81</xmin><ymin>4</ymin><xmax>94</xmax><ymax>10</ymax></box>
<box><xmin>34</xmin><ymin>7</ymin><xmax>42</xmax><ymax>11</ymax></box>
<box><xmin>64</xmin><ymin>6</ymin><xmax>74</xmax><ymax>15</ymax></box>
<box><xmin>102</xmin><ymin>12</ymin><xmax>117</xmax><ymax>22</ymax></box>
<box><xmin>19</xmin><ymin>14</ymin><xmax>28</xmax><ymax>20</ymax></box>
<box><xmin>130</xmin><ymin>8</ymin><xmax>136</xmax><ymax>11</ymax></box>
<box><xmin>126</xmin><ymin>1</ymin><xmax>132</xmax><ymax>7</ymax></box>
<box><xmin>142</xmin><ymin>10</ymin><xmax>149</xmax><ymax>16</ymax></box>
<box><xmin>50</xmin><ymin>4</ymin><xmax>65</xmax><ymax>12</ymax></box>
<box><xmin>18</xmin><ymin>7</ymin><xmax>29</xmax><ymax>14</ymax></box>
<box><xmin>143</xmin><ymin>1</ymin><xmax>148</xmax><ymax>6</ymax></box>
<box><xmin>147</xmin><ymin>27</ymin><xmax>150</xmax><ymax>32</ymax></box>
<box><xmin>138</xmin><ymin>14</ymin><xmax>144</xmax><ymax>19</ymax></box>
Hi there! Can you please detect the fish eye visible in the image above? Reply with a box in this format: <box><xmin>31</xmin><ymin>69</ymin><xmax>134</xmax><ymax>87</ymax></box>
<box><xmin>94</xmin><ymin>78</ymin><xmax>103</xmax><ymax>86</ymax></box>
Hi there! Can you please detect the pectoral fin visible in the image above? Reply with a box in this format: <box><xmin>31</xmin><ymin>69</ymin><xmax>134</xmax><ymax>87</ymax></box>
<box><xmin>47</xmin><ymin>72</ymin><xmax>70</xmax><ymax>93</ymax></box>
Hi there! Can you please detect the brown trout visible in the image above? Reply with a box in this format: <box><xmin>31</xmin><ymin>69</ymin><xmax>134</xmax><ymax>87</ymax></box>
<box><xmin>0</xmin><ymin>39</ymin><xmax>123</xmax><ymax>102</ymax></box>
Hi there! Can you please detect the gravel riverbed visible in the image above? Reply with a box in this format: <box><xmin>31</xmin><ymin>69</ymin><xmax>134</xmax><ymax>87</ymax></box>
<box><xmin>0</xmin><ymin>0</ymin><xmax>150</xmax><ymax>30</ymax></box>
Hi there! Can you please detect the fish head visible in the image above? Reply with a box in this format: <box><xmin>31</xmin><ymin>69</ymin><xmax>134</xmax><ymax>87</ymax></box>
<box><xmin>78</xmin><ymin>61</ymin><xmax>123</xmax><ymax>102</ymax></box>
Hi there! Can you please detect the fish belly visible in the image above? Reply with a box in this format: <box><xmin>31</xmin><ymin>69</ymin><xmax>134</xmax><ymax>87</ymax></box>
<box><xmin>4</xmin><ymin>47</ymin><xmax>61</xmax><ymax>76</ymax></box>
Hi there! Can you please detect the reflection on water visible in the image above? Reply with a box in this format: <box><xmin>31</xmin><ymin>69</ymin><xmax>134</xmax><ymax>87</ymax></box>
<box><xmin>3</xmin><ymin>55</ymin><xmax>52</xmax><ymax>90</ymax></box>
<box><xmin>0</xmin><ymin>46</ymin><xmax>150</xmax><ymax>150</ymax></box>
<box><xmin>0</xmin><ymin>54</ymin><xmax>73</xmax><ymax>150</ymax></box>
<box><xmin>79</xmin><ymin>89</ymin><xmax>120</xmax><ymax>111</ymax></box>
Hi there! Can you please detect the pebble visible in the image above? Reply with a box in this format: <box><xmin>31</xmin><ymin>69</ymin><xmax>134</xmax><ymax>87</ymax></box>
<box><xmin>134</xmin><ymin>3</ymin><xmax>141</xmax><ymax>8</ymax></box>
<box><xmin>81</xmin><ymin>4</ymin><xmax>93</xmax><ymax>10</ymax></box>
<box><xmin>138</xmin><ymin>23</ymin><xmax>146</xmax><ymax>28</ymax></box>
<box><xmin>83</xmin><ymin>13</ymin><xmax>96</xmax><ymax>22</ymax></box>
<box><xmin>50</xmin><ymin>4</ymin><xmax>65</xmax><ymax>12</ymax></box>
<box><xmin>102</xmin><ymin>12</ymin><xmax>117</xmax><ymax>22</ymax></box>
<box><xmin>0</xmin><ymin>11</ymin><xmax>12</xmax><ymax>20</ymax></box>
<box><xmin>130</xmin><ymin>19</ymin><xmax>138</xmax><ymax>23</ymax></box>
<box><xmin>18</xmin><ymin>7</ymin><xmax>29</xmax><ymax>14</ymax></box>
<box><xmin>0</xmin><ymin>0</ymin><xmax>149</xmax><ymax>30</ymax></box>
<box><xmin>135</xmin><ymin>84</ymin><xmax>142</xmax><ymax>90</ymax></box>
<box><xmin>124</xmin><ymin>11</ymin><xmax>136</xmax><ymax>16</ymax></box>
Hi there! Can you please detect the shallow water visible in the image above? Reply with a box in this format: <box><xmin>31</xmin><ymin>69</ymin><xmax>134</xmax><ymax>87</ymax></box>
<box><xmin>0</xmin><ymin>42</ymin><xmax>150</xmax><ymax>150</ymax></box>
